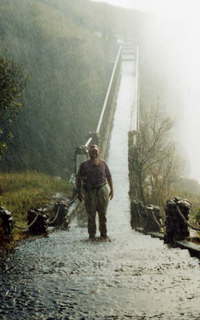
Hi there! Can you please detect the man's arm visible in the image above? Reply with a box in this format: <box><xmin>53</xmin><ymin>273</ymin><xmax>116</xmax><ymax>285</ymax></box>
<box><xmin>76</xmin><ymin>166</ymin><xmax>84</xmax><ymax>201</ymax></box>
<box><xmin>107</xmin><ymin>175</ymin><xmax>114</xmax><ymax>200</ymax></box>
<box><xmin>104</xmin><ymin>162</ymin><xmax>113</xmax><ymax>200</ymax></box>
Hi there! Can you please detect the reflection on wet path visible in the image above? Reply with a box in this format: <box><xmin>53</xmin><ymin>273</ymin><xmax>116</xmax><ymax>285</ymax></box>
<box><xmin>0</xmin><ymin>62</ymin><xmax>200</xmax><ymax>320</ymax></box>
<box><xmin>107</xmin><ymin>61</ymin><xmax>135</xmax><ymax>234</ymax></box>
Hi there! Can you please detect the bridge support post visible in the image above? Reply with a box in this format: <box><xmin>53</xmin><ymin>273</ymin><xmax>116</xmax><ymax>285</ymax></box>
<box><xmin>49</xmin><ymin>201</ymin><xmax>70</xmax><ymax>229</ymax></box>
<box><xmin>143</xmin><ymin>205</ymin><xmax>162</xmax><ymax>233</ymax></box>
<box><xmin>27</xmin><ymin>208</ymin><xmax>48</xmax><ymax>235</ymax></box>
<box><xmin>130</xmin><ymin>200</ymin><xmax>143</xmax><ymax>229</ymax></box>
<box><xmin>0</xmin><ymin>207</ymin><xmax>13</xmax><ymax>239</ymax></box>
<box><xmin>164</xmin><ymin>198</ymin><xmax>191</xmax><ymax>243</ymax></box>
<box><xmin>130</xmin><ymin>201</ymin><xmax>162</xmax><ymax>233</ymax></box>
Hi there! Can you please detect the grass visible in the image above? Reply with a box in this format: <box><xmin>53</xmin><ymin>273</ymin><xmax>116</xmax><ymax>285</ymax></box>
<box><xmin>0</xmin><ymin>171</ymin><xmax>72</xmax><ymax>235</ymax></box>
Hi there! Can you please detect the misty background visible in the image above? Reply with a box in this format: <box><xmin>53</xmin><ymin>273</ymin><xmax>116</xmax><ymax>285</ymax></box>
<box><xmin>94</xmin><ymin>0</ymin><xmax>200</xmax><ymax>182</ymax></box>
<box><xmin>1</xmin><ymin>0</ymin><xmax>200</xmax><ymax>184</ymax></box>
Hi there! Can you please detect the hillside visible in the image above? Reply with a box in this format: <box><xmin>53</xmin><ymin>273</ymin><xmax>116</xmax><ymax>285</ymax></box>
<box><xmin>0</xmin><ymin>0</ymin><xmax>124</xmax><ymax>176</ymax></box>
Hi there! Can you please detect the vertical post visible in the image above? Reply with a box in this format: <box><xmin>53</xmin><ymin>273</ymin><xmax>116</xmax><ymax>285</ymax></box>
<box><xmin>130</xmin><ymin>45</ymin><xmax>140</xmax><ymax>139</ymax></box>
<box><xmin>136</xmin><ymin>45</ymin><xmax>140</xmax><ymax>132</ymax></box>
<box><xmin>164</xmin><ymin>198</ymin><xmax>191</xmax><ymax>243</ymax></box>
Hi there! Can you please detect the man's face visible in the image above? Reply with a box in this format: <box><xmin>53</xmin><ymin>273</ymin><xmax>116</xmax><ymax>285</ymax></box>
<box><xmin>88</xmin><ymin>145</ymin><xmax>99</xmax><ymax>159</ymax></box>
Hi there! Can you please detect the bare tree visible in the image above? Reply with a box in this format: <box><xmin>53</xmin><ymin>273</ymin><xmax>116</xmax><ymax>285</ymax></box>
<box><xmin>129</xmin><ymin>106</ymin><xmax>182</xmax><ymax>206</ymax></box>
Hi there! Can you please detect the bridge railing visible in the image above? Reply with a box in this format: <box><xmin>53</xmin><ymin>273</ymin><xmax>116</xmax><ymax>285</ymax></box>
<box><xmin>129</xmin><ymin>45</ymin><xmax>139</xmax><ymax>145</ymax></box>
<box><xmin>75</xmin><ymin>46</ymin><xmax>122</xmax><ymax>174</ymax></box>
<box><xmin>94</xmin><ymin>46</ymin><xmax>122</xmax><ymax>156</ymax></box>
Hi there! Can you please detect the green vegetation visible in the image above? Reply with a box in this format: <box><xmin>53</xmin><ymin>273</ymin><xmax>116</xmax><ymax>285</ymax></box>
<box><xmin>0</xmin><ymin>0</ymin><xmax>141</xmax><ymax>242</ymax></box>
<box><xmin>0</xmin><ymin>171</ymin><xmax>71</xmax><ymax>231</ymax></box>
<box><xmin>0</xmin><ymin>56</ymin><xmax>25</xmax><ymax>157</ymax></box>
<box><xmin>0</xmin><ymin>0</ymin><xmax>128</xmax><ymax>176</ymax></box>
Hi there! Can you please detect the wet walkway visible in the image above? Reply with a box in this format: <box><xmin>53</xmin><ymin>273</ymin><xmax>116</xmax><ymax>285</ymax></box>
<box><xmin>0</xmin><ymin>62</ymin><xmax>200</xmax><ymax>320</ymax></box>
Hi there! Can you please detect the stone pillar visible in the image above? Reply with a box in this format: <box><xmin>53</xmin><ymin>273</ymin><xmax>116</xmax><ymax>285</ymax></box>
<box><xmin>49</xmin><ymin>201</ymin><xmax>69</xmax><ymax>228</ymax></box>
<box><xmin>143</xmin><ymin>205</ymin><xmax>161</xmax><ymax>233</ymax></box>
<box><xmin>164</xmin><ymin>197</ymin><xmax>191</xmax><ymax>243</ymax></box>
<box><xmin>0</xmin><ymin>207</ymin><xmax>13</xmax><ymax>239</ymax></box>
<box><xmin>27</xmin><ymin>208</ymin><xmax>49</xmax><ymax>235</ymax></box>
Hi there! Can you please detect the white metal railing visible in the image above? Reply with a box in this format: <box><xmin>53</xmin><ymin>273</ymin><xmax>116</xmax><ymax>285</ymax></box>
<box><xmin>75</xmin><ymin>46</ymin><xmax>122</xmax><ymax>174</ymax></box>
<box><xmin>96</xmin><ymin>46</ymin><xmax>122</xmax><ymax>135</ymax></box>
<box><xmin>136</xmin><ymin>46</ymin><xmax>140</xmax><ymax>132</ymax></box>
<box><xmin>130</xmin><ymin>45</ymin><xmax>140</xmax><ymax>134</ymax></box>
<box><xmin>85</xmin><ymin>46</ymin><xmax>122</xmax><ymax>147</ymax></box>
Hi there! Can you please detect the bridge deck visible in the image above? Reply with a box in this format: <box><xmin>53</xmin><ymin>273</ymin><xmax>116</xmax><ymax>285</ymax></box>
<box><xmin>0</xmin><ymin>60</ymin><xmax>199</xmax><ymax>320</ymax></box>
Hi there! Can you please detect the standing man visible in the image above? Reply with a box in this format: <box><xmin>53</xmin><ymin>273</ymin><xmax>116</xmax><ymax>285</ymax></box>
<box><xmin>76</xmin><ymin>144</ymin><xmax>113</xmax><ymax>241</ymax></box>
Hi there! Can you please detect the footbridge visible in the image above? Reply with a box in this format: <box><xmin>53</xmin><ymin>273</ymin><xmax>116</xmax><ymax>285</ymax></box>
<box><xmin>0</xmin><ymin>45</ymin><xmax>200</xmax><ymax>320</ymax></box>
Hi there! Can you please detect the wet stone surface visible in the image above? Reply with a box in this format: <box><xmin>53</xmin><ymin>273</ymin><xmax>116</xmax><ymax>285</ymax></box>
<box><xmin>0</xmin><ymin>61</ymin><xmax>200</xmax><ymax>320</ymax></box>
<box><xmin>0</xmin><ymin>226</ymin><xmax>200</xmax><ymax>320</ymax></box>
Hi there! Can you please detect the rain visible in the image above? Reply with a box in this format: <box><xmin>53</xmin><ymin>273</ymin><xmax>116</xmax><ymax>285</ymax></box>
<box><xmin>0</xmin><ymin>1</ymin><xmax>200</xmax><ymax>319</ymax></box>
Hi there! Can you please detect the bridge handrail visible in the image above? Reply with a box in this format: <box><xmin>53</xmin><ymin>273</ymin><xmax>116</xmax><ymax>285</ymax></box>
<box><xmin>130</xmin><ymin>45</ymin><xmax>139</xmax><ymax>133</ymax></box>
<box><xmin>75</xmin><ymin>46</ymin><xmax>122</xmax><ymax>174</ymax></box>
<box><xmin>136</xmin><ymin>46</ymin><xmax>140</xmax><ymax>131</ymax></box>
<box><xmin>96</xmin><ymin>46</ymin><xmax>122</xmax><ymax>135</ymax></box>
<box><xmin>85</xmin><ymin>46</ymin><xmax>122</xmax><ymax>147</ymax></box>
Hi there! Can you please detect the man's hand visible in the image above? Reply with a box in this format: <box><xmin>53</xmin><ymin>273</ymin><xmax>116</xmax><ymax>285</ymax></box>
<box><xmin>107</xmin><ymin>176</ymin><xmax>114</xmax><ymax>200</ymax></box>
<box><xmin>77</xmin><ymin>191</ymin><xmax>84</xmax><ymax>202</ymax></box>
<box><xmin>109</xmin><ymin>189</ymin><xmax>113</xmax><ymax>200</ymax></box>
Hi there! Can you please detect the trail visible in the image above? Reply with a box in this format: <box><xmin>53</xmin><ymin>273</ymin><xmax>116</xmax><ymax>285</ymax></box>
<box><xmin>0</xmin><ymin>61</ymin><xmax>199</xmax><ymax>320</ymax></box>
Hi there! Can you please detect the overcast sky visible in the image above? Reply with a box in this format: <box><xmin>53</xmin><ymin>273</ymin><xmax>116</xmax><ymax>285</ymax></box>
<box><xmin>93</xmin><ymin>0</ymin><xmax>199</xmax><ymax>18</ymax></box>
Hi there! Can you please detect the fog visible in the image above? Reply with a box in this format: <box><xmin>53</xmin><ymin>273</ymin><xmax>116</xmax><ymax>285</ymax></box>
<box><xmin>93</xmin><ymin>0</ymin><xmax>200</xmax><ymax>182</ymax></box>
<box><xmin>0</xmin><ymin>0</ymin><xmax>117</xmax><ymax>175</ymax></box>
